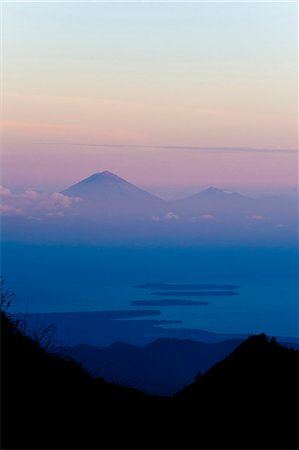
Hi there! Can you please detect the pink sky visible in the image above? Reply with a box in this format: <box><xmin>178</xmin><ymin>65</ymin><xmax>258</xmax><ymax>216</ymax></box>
<box><xmin>1</xmin><ymin>2</ymin><xmax>298</xmax><ymax>194</ymax></box>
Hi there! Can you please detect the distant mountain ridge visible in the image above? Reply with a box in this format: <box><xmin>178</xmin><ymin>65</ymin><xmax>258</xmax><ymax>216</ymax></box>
<box><xmin>2</xmin><ymin>170</ymin><xmax>297</xmax><ymax>245</ymax></box>
<box><xmin>61</xmin><ymin>170</ymin><xmax>256</xmax><ymax>218</ymax></box>
<box><xmin>1</xmin><ymin>170</ymin><xmax>297</xmax><ymax>246</ymax></box>
<box><xmin>53</xmin><ymin>338</ymin><xmax>243</xmax><ymax>395</ymax></box>
<box><xmin>62</xmin><ymin>171</ymin><xmax>250</xmax><ymax>204</ymax></box>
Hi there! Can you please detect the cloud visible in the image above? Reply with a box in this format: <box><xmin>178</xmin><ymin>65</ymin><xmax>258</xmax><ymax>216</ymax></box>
<box><xmin>51</xmin><ymin>193</ymin><xmax>73</xmax><ymax>208</ymax></box>
<box><xmin>46</xmin><ymin>211</ymin><xmax>65</xmax><ymax>217</ymax></box>
<box><xmin>274</xmin><ymin>223</ymin><xmax>288</xmax><ymax>229</ymax></box>
<box><xmin>26</xmin><ymin>215</ymin><xmax>44</xmax><ymax>221</ymax></box>
<box><xmin>0</xmin><ymin>187</ymin><xmax>81</xmax><ymax>218</ymax></box>
<box><xmin>0</xmin><ymin>186</ymin><xmax>12</xmax><ymax>197</ymax></box>
<box><xmin>246</xmin><ymin>215</ymin><xmax>266</xmax><ymax>221</ymax></box>
<box><xmin>20</xmin><ymin>189</ymin><xmax>40</xmax><ymax>200</ymax></box>
<box><xmin>151</xmin><ymin>215</ymin><xmax>161</xmax><ymax>222</ymax></box>
<box><xmin>164</xmin><ymin>212</ymin><xmax>179</xmax><ymax>220</ymax></box>
<box><xmin>191</xmin><ymin>214</ymin><xmax>214</xmax><ymax>221</ymax></box>
<box><xmin>151</xmin><ymin>212</ymin><xmax>180</xmax><ymax>221</ymax></box>
<box><xmin>199</xmin><ymin>214</ymin><xmax>214</xmax><ymax>220</ymax></box>
<box><xmin>35</xmin><ymin>142</ymin><xmax>298</xmax><ymax>154</ymax></box>
<box><xmin>42</xmin><ymin>192</ymin><xmax>81</xmax><ymax>209</ymax></box>
<box><xmin>0</xmin><ymin>204</ymin><xmax>24</xmax><ymax>216</ymax></box>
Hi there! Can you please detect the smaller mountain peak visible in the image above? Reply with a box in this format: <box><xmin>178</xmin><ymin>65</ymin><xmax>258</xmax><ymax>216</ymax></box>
<box><xmin>207</xmin><ymin>186</ymin><xmax>220</xmax><ymax>191</ymax></box>
<box><xmin>204</xmin><ymin>187</ymin><xmax>224</xmax><ymax>194</ymax></box>
<box><xmin>203</xmin><ymin>187</ymin><xmax>238</xmax><ymax>195</ymax></box>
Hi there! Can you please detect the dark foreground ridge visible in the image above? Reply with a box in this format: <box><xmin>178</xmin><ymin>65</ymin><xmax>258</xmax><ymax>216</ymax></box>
<box><xmin>1</xmin><ymin>310</ymin><xmax>298</xmax><ymax>449</ymax></box>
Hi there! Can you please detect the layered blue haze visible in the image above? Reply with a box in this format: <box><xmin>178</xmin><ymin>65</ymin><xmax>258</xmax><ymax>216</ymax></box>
<box><xmin>2</xmin><ymin>243</ymin><xmax>298</xmax><ymax>339</ymax></box>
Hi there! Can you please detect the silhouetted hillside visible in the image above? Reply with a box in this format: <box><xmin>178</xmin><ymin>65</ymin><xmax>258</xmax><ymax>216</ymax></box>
<box><xmin>1</xmin><ymin>311</ymin><xmax>169</xmax><ymax>449</ymax></box>
<box><xmin>1</xmin><ymin>311</ymin><xmax>298</xmax><ymax>449</ymax></box>
<box><xmin>175</xmin><ymin>334</ymin><xmax>298</xmax><ymax>449</ymax></box>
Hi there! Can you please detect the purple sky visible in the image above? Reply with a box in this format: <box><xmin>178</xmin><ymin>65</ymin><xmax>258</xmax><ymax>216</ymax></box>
<box><xmin>1</xmin><ymin>2</ymin><xmax>298</xmax><ymax>194</ymax></box>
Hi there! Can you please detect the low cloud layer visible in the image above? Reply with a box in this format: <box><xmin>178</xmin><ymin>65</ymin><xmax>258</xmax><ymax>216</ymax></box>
<box><xmin>151</xmin><ymin>212</ymin><xmax>180</xmax><ymax>222</ymax></box>
<box><xmin>190</xmin><ymin>214</ymin><xmax>214</xmax><ymax>221</ymax></box>
<box><xmin>164</xmin><ymin>212</ymin><xmax>179</xmax><ymax>220</ymax></box>
<box><xmin>0</xmin><ymin>185</ymin><xmax>81</xmax><ymax>218</ymax></box>
<box><xmin>245</xmin><ymin>215</ymin><xmax>267</xmax><ymax>222</ymax></box>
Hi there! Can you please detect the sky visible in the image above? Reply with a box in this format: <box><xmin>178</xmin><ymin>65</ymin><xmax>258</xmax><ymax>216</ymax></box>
<box><xmin>1</xmin><ymin>2</ymin><xmax>298</xmax><ymax>194</ymax></box>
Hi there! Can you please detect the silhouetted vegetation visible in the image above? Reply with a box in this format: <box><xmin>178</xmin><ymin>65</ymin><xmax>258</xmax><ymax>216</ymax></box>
<box><xmin>1</xmin><ymin>291</ymin><xmax>298</xmax><ymax>449</ymax></box>
<box><xmin>1</xmin><ymin>308</ymin><xmax>170</xmax><ymax>449</ymax></box>
<box><xmin>0</xmin><ymin>277</ymin><xmax>16</xmax><ymax>311</ymax></box>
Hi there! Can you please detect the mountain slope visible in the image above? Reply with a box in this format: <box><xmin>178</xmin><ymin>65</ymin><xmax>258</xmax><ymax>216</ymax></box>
<box><xmin>175</xmin><ymin>333</ymin><xmax>298</xmax><ymax>449</ymax></box>
<box><xmin>1</xmin><ymin>310</ymin><xmax>168</xmax><ymax>449</ymax></box>
<box><xmin>62</xmin><ymin>171</ymin><xmax>161</xmax><ymax>203</ymax></box>
<box><xmin>62</xmin><ymin>171</ymin><xmax>165</xmax><ymax>219</ymax></box>
<box><xmin>169</xmin><ymin>186</ymin><xmax>255</xmax><ymax>217</ymax></box>
<box><xmin>57</xmin><ymin>173</ymin><xmax>297</xmax><ymax>236</ymax></box>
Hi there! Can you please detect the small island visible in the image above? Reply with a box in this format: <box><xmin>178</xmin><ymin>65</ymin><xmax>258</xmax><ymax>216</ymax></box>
<box><xmin>152</xmin><ymin>291</ymin><xmax>239</xmax><ymax>297</ymax></box>
<box><xmin>134</xmin><ymin>283</ymin><xmax>242</xmax><ymax>290</ymax></box>
<box><xmin>130</xmin><ymin>300</ymin><xmax>211</xmax><ymax>306</ymax></box>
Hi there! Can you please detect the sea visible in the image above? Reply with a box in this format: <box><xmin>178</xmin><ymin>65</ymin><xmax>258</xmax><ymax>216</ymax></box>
<box><xmin>1</xmin><ymin>242</ymin><xmax>298</xmax><ymax>340</ymax></box>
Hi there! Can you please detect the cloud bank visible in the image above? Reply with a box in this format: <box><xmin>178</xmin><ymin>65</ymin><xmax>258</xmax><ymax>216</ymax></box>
<box><xmin>35</xmin><ymin>142</ymin><xmax>298</xmax><ymax>154</ymax></box>
<box><xmin>0</xmin><ymin>186</ymin><xmax>81</xmax><ymax>218</ymax></box>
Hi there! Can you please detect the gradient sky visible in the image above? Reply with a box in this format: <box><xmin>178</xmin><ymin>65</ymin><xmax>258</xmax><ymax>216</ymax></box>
<box><xmin>1</xmin><ymin>2</ymin><xmax>298</xmax><ymax>194</ymax></box>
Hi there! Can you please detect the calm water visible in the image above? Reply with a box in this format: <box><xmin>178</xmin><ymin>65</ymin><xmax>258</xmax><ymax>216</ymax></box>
<box><xmin>2</xmin><ymin>243</ymin><xmax>298</xmax><ymax>338</ymax></box>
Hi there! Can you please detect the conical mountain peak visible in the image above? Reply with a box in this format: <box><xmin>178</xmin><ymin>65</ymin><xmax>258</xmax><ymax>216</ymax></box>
<box><xmin>62</xmin><ymin>171</ymin><xmax>130</xmax><ymax>195</ymax></box>
<box><xmin>61</xmin><ymin>171</ymin><xmax>164</xmax><ymax>208</ymax></box>
<box><xmin>97</xmin><ymin>170</ymin><xmax>120</xmax><ymax>179</ymax></box>
<box><xmin>80</xmin><ymin>171</ymin><xmax>125</xmax><ymax>183</ymax></box>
